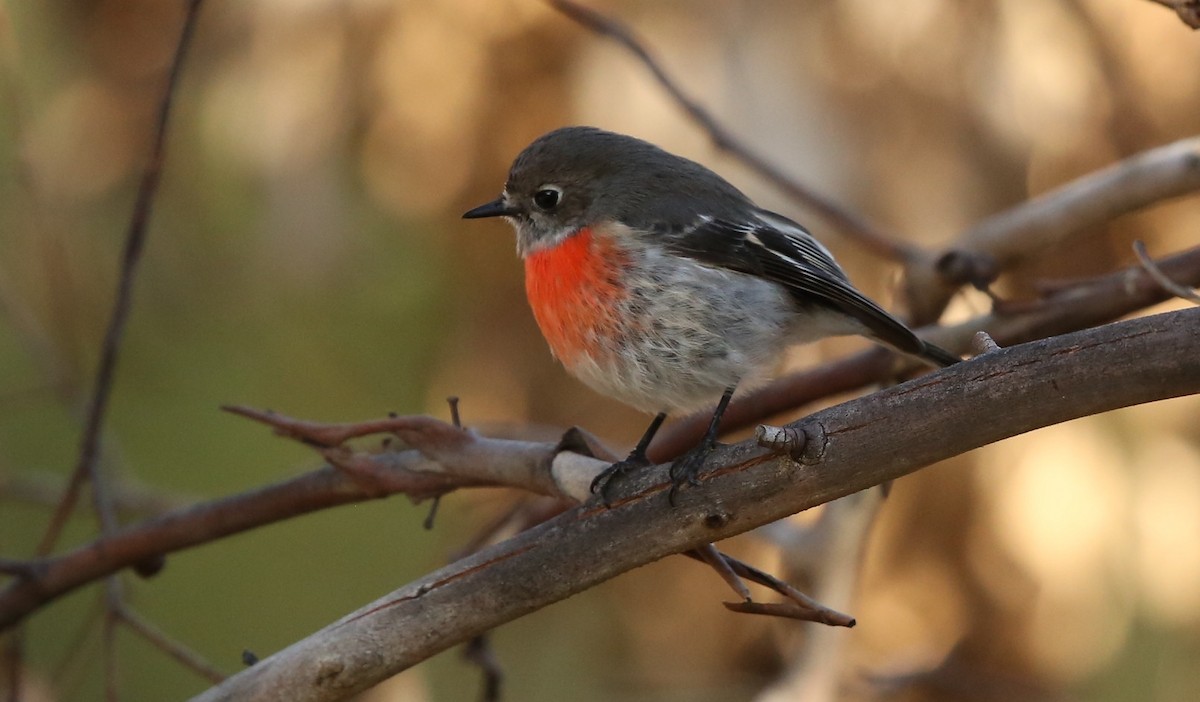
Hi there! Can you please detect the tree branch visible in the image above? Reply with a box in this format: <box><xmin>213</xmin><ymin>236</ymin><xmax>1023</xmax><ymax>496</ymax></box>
<box><xmin>189</xmin><ymin>308</ymin><xmax>1200</xmax><ymax>702</ymax></box>
<box><xmin>907</xmin><ymin>136</ymin><xmax>1200</xmax><ymax>321</ymax></box>
<box><xmin>35</xmin><ymin>0</ymin><xmax>206</xmax><ymax>555</ymax></box>
<box><xmin>4</xmin><ymin>247</ymin><xmax>1197</xmax><ymax>629</ymax></box>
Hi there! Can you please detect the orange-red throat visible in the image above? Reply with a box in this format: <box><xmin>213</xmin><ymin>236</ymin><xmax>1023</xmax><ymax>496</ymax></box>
<box><xmin>523</xmin><ymin>227</ymin><xmax>629</xmax><ymax>367</ymax></box>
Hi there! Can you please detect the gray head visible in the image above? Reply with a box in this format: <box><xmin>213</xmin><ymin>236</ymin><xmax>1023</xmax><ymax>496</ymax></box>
<box><xmin>463</xmin><ymin>126</ymin><xmax>753</xmax><ymax>255</ymax></box>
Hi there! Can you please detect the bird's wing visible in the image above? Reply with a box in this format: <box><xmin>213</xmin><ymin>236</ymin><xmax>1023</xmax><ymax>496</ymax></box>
<box><xmin>661</xmin><ymin>210</ymin><xmax>926</xmax><ymax>356</ymax></box>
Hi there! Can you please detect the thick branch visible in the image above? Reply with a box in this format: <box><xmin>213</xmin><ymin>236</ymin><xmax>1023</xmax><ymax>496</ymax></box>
<box><xmin>190</xmin><ymin>308</ymin><xmax>1200</xmax><ymax>702</ymax></box>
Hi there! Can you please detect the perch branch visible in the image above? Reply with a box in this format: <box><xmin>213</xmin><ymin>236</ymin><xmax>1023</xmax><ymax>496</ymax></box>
<box><xmin>188</xmin><ymin>308</ymin><xmax>1199</xmax><ymax>702</ymax></box>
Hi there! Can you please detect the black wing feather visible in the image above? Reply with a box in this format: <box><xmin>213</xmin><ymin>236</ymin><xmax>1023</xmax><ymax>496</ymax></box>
<box><xmin>663</xmin><ymin>212</ymin><xmax>929</xmax><ymax>357</ymax></box>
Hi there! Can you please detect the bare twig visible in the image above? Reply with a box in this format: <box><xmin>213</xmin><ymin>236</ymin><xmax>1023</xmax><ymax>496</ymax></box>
<box><xmin>1134</xmin><ymin>241</ymin><xmax>1200</xmax><ymax>304</ymax></box>
<box><xmin>907</xmin><ymin>136</ymin><xmax>1200</xmax><ymax>322</ymax></box>
<box><xmin>0</xmin><ymin>432</ymin><xmax>569</xmax><ymax>629</ymax></box>
<box><xmin>690</xmin><ymin>544</ymin><xmax>751</xmax><ymax>602</ymax></box>
<box><xmin>719</xmin><ymin>553</ymin><xmax>855</xmax><ymax>628</ymax></box>
<box><xmin>680</xmin><ymin>548</ymin><xmax>856</xmax><ymax>627</ymax></box>
<box><xmin>188</xmin><ymin>309</ymin><xmax>1200</xmax><ymax>702</ymax></box>
<box><xmin>548</xmin><ymin>0</ymin><xmax>917</xmax><ymax>262</ymax></box>
<box><xmin>36</xmin><ymin>0</ymin><xmax>207</xmax><ymax>555</ymax></box>
<box><xmin>114</xmin><ymin>603</ymin><xmax>225</xmax><ymax>684</ymax></box>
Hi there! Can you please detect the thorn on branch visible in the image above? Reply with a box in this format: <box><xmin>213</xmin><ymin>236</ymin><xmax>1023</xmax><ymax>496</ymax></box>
<box><xmin>1134</xmin><ymin>240</ymin><xmax>1200</xmax><ymax>305</ymax></box>
<box><xmin>241</xmin><ymin>650</ymin><xmax>259</xmax><ymax>667</ymax></box>
<box><xmin>447</xmin><ymin>396</ymin><xmax>462</xmax><ymax>428</ymax></box>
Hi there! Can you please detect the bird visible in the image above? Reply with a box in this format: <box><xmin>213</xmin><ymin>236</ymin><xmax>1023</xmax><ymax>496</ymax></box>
<box><xmin>463</xmin><ymin>126</ymin><xmax>958</xmax><ymax>504</ymax></box>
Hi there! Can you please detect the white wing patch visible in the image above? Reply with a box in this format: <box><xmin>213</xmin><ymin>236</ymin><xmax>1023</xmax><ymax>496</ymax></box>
<box><xmin>750</xmin><ymin>210</ymin><xmax>848</xmax><ymax>281</ymax></box>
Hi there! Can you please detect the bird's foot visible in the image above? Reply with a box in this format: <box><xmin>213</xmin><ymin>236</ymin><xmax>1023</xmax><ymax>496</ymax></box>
<box><xmin>590</xmin><ymin>451</ymin><xmax>651</xmax><ymax>506</ymax></box>
<box><xmin>667</xmin><ymin>441</ymin><xmax>718</xmax><ymax>505</ymax></box>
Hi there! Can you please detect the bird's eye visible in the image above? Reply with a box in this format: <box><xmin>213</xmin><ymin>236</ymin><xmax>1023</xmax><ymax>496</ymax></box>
<box><xmin>532</xmin><ymin>186</ymin><xmax>562</xmax><ymax>211</ymax></box>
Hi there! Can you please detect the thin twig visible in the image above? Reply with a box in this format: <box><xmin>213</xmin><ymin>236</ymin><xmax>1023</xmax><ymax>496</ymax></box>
<box><xmin>907</xmin><ymin>136</ymin><xmax>1200</xmax><ymax>322</ymax></box>
<box><xmin>548</xmin><ymin>0</ymin><xmax>917</xmax><ymax>262</ymax></box>
<box><xmin>36</xmin><ymin>0</ymin><xmax>207</xmax><ymax>556</ymax></box>
<box><xmin>114</xmin><ymin>603</ymin><xmax>225</xmax><ymax>684</ymax></box>
<box><xmin>680</xmin><ymin>548</ymin><xmax>854</xmax><ymax>626</ymax></box>
<box><xmin>690</xmin><ymin>544</ymin><xmax>751</xmax><ymax>602</ymax></box>
<box><xmin>1133</xmin><ymin>240</ymin><xmax>1200</xmax><ymax>304</ymax></box>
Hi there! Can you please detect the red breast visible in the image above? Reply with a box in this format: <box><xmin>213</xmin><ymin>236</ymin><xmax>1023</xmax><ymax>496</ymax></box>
<box><xmin>523</xmin><ymin>226</ymin><xmax>630</xmax><ymax>368</ymax></box>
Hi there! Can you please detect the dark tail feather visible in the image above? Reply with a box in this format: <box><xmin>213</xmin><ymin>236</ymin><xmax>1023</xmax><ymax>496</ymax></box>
<box><xmin>918</xmin><ymin>341</ymin><xmax>960</xmax><ymax>368</ymax></box>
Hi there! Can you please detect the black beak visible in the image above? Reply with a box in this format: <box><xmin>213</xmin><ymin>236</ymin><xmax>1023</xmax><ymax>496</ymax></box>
<box><xmin>462</xmin><ymin>197</ymin><xmax>517</xmax><ymax>219</ymax></box>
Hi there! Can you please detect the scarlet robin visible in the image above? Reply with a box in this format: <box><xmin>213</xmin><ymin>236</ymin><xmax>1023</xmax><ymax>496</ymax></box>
<box><xmin>464</xmin><ymin>126</ymin><xmax>958</xmax><ymax>503</ymax></box>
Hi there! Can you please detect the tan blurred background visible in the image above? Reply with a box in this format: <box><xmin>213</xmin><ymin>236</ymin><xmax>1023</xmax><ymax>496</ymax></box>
<box><xmin>1</xmin><ymin>0</ymin><xmax>1199</xmax><ymax>700</ymax></box>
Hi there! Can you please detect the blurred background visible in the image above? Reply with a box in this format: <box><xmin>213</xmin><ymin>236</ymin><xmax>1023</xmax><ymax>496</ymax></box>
<box><xmin>1</xmin><ymin>0</ymin><xmax>1199</xmax><ymax>700</ymax></box>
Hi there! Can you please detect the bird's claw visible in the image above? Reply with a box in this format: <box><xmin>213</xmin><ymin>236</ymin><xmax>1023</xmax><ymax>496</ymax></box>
<box><xmin>590</xmin><ymin>454</ymin><xmax>650</xmax><ymax>506</ymax></box>
<box><xmin>667</xmin><ymin>444</ymin><xmax>715</xmax><ymax>505</ymax></box>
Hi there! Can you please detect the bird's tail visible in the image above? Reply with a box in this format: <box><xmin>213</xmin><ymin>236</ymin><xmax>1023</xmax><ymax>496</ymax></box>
<box><xmin>917</xmin><ymin>341</ymin><xmax>960</xmax><ymax>368</ymax></box>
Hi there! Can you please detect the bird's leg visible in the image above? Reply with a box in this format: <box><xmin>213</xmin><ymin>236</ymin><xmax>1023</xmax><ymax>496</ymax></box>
<box><xmin>590</xmin><ymin>412</ymin><xmax>667</xmax><ymax>505</ymax></box>
<box><xmin>668</xmin><ymin>385</ymin><xmax>736</xmax><ymax>504</ymax></box>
